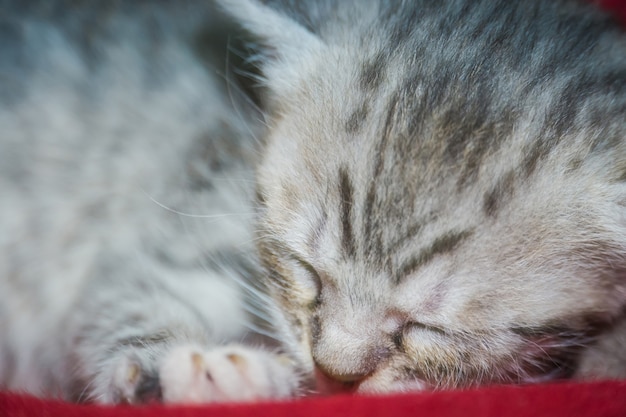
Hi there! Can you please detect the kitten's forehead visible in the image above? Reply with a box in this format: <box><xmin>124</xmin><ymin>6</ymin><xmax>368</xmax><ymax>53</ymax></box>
<box><xmin>258</xmin><ymin>55</ymin><xmax>474</xmax><ymax>249</ymax></box>
<box><xmin>257</xmin><ymin>52</ymin><xmax>477</xmax><ymax>284</ymax></box>
<box><xmin>256</xmin><ymin>0</ymin><xmax>626</xmax><ymax>331</ymax></box>
<box><xmin>239</xmin><ymin>0</ymin><xmax>626</xmax><ymax>389</ymax></box>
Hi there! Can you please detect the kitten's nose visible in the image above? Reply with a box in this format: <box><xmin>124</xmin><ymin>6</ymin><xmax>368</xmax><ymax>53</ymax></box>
<box><xmin>314</xmin><ymin>365</ymin><xmax>360</xmax><ymax>395</ymax></box>
<box><xmin>315</xmin><ymin>361</ymin><xmax>368</xmax><ymax>383</ymax></box>
<box><xmin>312</xmin><ymin>345</ymin><xmax>390</xmax><ymax>394</ymax></box>
<box><xmin>311</xmin><ymin>315</ymin><xmax>392</xmax><ymax>393</ymax></box>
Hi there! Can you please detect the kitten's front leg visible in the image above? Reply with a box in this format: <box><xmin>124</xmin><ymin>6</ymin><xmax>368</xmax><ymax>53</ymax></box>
<box><xmin>69</xmin><ymin>261</ymin><xmax>301</xmax><ymax>404</ymax></box>
<box><xmin>88</xmin><ymin>343</ymin><xmax>299</xmax><ymax>404</ymax></box>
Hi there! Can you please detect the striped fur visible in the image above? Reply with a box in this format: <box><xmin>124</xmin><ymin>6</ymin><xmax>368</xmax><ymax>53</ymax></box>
<box><xmin>228</xmin><ymin>0</ymin><xmax>626</xmax><ymax>393</ymax></box>
<box><xmin>1</xmin><ymin>0</ymin><xmax>626</xmax><ymax>405</ymax></box>
<box><xmin>0</xmin><ymin>0</ymin><xmax>298</xmax><ymax>404</ymax></box>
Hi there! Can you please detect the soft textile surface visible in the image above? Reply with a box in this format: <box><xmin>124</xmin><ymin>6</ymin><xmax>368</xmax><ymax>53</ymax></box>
<box><xmin>1</xmin><ymin>381</ymin><xmax>626</xmax><ymax>417</ymax></box>
<box><xmin>1</xmin><ymin>0</ymin><xmax>626</xmax><ymax>416</ymax></box>
<box><xmin>602</xmin><ymin>0</ymin><xmax>626</xmax><ymax>21</ymax></box>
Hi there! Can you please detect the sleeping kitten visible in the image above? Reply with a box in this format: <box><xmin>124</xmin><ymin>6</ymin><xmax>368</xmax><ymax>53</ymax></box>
<box><xmin>221</xmin><ymin>0</ymin><xmax>626</xmax><ymax>394</ymax></box>
<box><xmin>1</xmin><ymin>0</ymin><xmax>626</xmax><ymax>405</ymax></box>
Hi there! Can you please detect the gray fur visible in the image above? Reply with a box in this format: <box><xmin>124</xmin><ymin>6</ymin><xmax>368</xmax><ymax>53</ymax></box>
<box><xmin>1</xmin><ymin>0</ymin><xmax>626</xmax><ymax>404</ymax></box>
<box><xmin>0</xmin><ymin>0</ymin><xmax>297</xmax><ymax>403</ymax></box>
<box><xmin>227</xmin><ymin>0</ymin><xmax>626</xmax><ymax>391</ymax></box>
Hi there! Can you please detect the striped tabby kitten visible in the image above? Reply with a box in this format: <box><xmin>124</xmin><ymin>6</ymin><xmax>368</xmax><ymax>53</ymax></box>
<box><xmin>222</xmin><ymin>0</ymin><xmax>626</xmax><ymax>394</ymax></box>
<box><xmin>1</xmin><ymin>0</ymin><xmax>625</xmax><ymax>405</ymax></box>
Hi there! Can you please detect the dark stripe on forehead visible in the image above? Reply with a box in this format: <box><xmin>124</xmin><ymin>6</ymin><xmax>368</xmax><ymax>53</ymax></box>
<box><xmin>394</xmin><ymin>229</ymin><xmax>474</xmax><ymax>284</ymax></box>
<box><xmin>454</xmin><ymin>112</ymin><xmax>516</xmax><ymax>190</ymax></box>
<box><xmin>359</xmin><ymin>52</ymin><xmax>386</xmax><ymax>91</ymax></box>
<box><xmin>544</xmin><ymin>69</ymin><xmax>626</xmax><ymax>141</ymax></box>
<box><xmin>385</xmin><ymin>221</ymin><xmax>426</xmax><ymax>257</ymax></box>
<box><xmin>521</xmin><ymin>70</ymin><xmax>626</xmax><ymax>179</ymax></box>
<box><xmin>339</xmin><ymin>167</ymin><xmax>356</xmax><ymax>258</ymax></box>
<box><xmin>483</xmin><ymin>170</ymin><xmax>515</xmax><ymax>217</ymax></box>
<box><xmin>384</xmin><ymin>213</ymin><xmax>437</xmax><ymax>257</ymax></box>
<box><xmin>520</xmin><ymin>139</ymin><xmax>548</xmax><ymax>178</ymax></box>
<box><xmin>363</xmin><ymin>93</ymin><xmax>400</xmax><ymax>256</ymax></box>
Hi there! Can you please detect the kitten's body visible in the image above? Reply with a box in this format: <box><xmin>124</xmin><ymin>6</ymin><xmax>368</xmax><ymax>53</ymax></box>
<box><xmin>1</xmin><ymin>0</ymin><xmax>625</xmax><ymax>404</ymax></box>
<box><xmin>0</xmin><ymin>1</ymin><xmax>294</xmax><ymax>402</ymax></box>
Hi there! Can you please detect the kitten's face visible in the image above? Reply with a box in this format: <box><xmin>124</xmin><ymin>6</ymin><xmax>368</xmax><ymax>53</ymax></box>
<box><xmin>254</xmin><ymin>46</ymin><xmax>624</xmax><ymax>393</ymax></box>
<box><xmin>243</xmin><ymin>0</ymin><xmax>626</xmax><ymax>394</ymax></box>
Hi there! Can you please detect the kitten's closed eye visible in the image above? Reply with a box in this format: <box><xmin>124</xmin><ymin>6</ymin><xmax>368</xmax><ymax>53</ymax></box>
<box><xmin>394</xmin><ymin>322</ymin><xmax>449</xmax><ymax>351</ymax></box>
<box><xmin>259</xmin><ymin>237</ymin><xmax>323</xmax><ymax>305</ymax></box>
<box><xmin>405</xmin><ymin>322</ymin><xmax>448</xmax><ymax>337</ymax></box>
<box><xmin>292</xmin><ymin>256</ymin><xmax>323</xmax><ymax>307</ymax></box>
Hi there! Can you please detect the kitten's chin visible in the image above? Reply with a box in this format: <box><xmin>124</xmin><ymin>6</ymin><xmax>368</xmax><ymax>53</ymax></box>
<box><xmin>314</xmin><ymin>366</ymin><xmax>428</xmax><ymax>396</ymax></box>
<box><xmin>356</xmin><ymin>375</ymin><xmax>428</xmax><ymax>395</ymax></box>
<box><xmin>313</xmin><ymin>367</ymin><xmax>358</xmax><ymax>396</ymax></box>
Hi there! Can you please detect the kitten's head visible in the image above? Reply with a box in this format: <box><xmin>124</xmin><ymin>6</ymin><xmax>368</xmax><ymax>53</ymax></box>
<box><xmin>223</xmin><ymin>0</ymin><xmax>626</xmax><ymax>393</ymax></box>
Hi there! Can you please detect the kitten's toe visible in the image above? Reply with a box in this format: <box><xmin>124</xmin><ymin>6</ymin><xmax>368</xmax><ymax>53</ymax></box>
<box><xmin>132</xmin><ymin>371</ymin><xmax>162</xmax><ymax>404</ymax></box>
<box><xmin>159</xmin><ymin>345</ymin><xmax>298</xmax><ymax>403</ymax></box>
<box><xmin>104</xmin><ymin>354</ymin><xmax>162</xmax><ymax>404</ymax></box>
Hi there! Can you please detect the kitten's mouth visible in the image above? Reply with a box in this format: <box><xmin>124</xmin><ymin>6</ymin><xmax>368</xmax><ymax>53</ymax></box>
<box><xmin>313</xmin><ymin>367</ymin><xmax>360</xmax><ymax>396</ymax></box>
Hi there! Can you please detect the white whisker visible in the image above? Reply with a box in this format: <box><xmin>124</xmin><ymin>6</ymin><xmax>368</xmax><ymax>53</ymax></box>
<box><xmin>142</xmin><ymin>190</ymin><xmax>254</xmax><ymax>219</ymax></box>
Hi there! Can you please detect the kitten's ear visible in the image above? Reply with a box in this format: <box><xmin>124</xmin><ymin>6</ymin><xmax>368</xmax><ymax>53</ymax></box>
<box><xmin>218</xmin><ymin>0</ymin><xmax>322</xmax><ymax>58</ymax></box>
<box><xmin>218</xmin><ymin>0</ymin><xmax>323</xmax><ymax>94</ymax></box>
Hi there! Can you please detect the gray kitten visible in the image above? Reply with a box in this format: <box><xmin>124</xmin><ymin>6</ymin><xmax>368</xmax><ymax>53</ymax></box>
<box><xmin>223</xmin><ymin>0</ymin><xmax>626</xmax><ymax>393</ymax></box>
<box><xmin>1</xmin><ymin>0</ymin><xmax>626</xmax><ymax>405</ymax></box>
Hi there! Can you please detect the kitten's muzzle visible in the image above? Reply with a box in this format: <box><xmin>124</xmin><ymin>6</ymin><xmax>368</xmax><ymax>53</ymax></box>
<box><xmin>313</xmin><ymin>365</ymin><xmax>360</xmax><ymax>395</ymax></box>
<box><xmin>313</xmin><ymin>345</ymin><xmax>392</xmax><ymax>394</ymax></box>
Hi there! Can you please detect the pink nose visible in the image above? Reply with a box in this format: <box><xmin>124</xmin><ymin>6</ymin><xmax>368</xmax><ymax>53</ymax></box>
<box><xmin>314</xmin><ymin>366</ymin><xmax>360</xmax><ymax>396</ymax></box>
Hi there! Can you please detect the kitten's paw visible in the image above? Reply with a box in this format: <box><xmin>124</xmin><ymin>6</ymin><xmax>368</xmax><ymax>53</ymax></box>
<box><xmin>159</xmin><ymin>345</ymin><xmax>298</xmax><ymax>403</ymax></box>
<box><xmin>93</xmin><ymin>352</ymin><xmax>163</xmax><ymax>404</ymax></box>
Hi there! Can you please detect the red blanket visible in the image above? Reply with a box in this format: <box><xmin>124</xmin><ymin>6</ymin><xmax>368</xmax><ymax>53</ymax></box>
<box><xmin>2</xmin><ymin>381</ymin><xmax>626</xmax><ymax>417</ymax></box>
<box><xmin>2</xmin><ymin>1</ymin><xmax>626</xmax><ymax>416</ymax></box>
<box><xmin>603</xmin><ymin>0</ymin><xmax>626</xmax><ymax>21</ymax></box>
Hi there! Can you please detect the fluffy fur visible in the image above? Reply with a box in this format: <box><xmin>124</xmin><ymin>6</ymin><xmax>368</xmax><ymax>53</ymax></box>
<box><xmin>0</xmin><ymin>0</ymin><xmax>625</xmax><ymax>405</ymax></box>
<box><xmin>0</xmin><ymin>0</ymin><xmax>296</xmax><ymax>403</ymax></box>
<box><xmin>226</xmin><ymin>0</ymin><xmax>626</xmax><ymax>392</ymax></box>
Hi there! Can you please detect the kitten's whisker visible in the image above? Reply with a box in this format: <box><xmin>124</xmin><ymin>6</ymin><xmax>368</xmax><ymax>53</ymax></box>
<box><xmin>222</xmin><ymin>42</ymin><xmax>268</xmax><ymax>112</ymax></box>
<box><xmin>243</xmin><ymin>323</ymin><xmax>281</xmax><ymax>342</ymax></box>
<box><xmin>75</xmin><ymin>372</ymin><xmax>98</xmax><ymax>402</ymax></box>
<box><xmin>219</xmin><ymin>63</ymin><xmax>265</xmax><ymax>118</ymax></box>
<box><xmin>142</xmin><ymin>190</ymin><xmax>254</xmax><ymax>219</ymax></box>
<box><xmin>222</xmin><ymin>36</ymin><xmax>267</xmax><ymax>146</ymax></box>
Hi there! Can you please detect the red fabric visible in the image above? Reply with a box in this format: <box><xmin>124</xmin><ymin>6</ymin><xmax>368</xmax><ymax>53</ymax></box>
<box><xmin>2</xmin><ymin>1</ymin><xmax>625</xmax><ymax>416</ymax></box>
<box><xmin>598</xmin><ymin>0</ymin><xmax>626</xmax><ymax>21</ymax></box>
<box><xmin>2</xmin><ymin>381</ymin><xmax>626</xmax><ymax>417</ymax></box>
